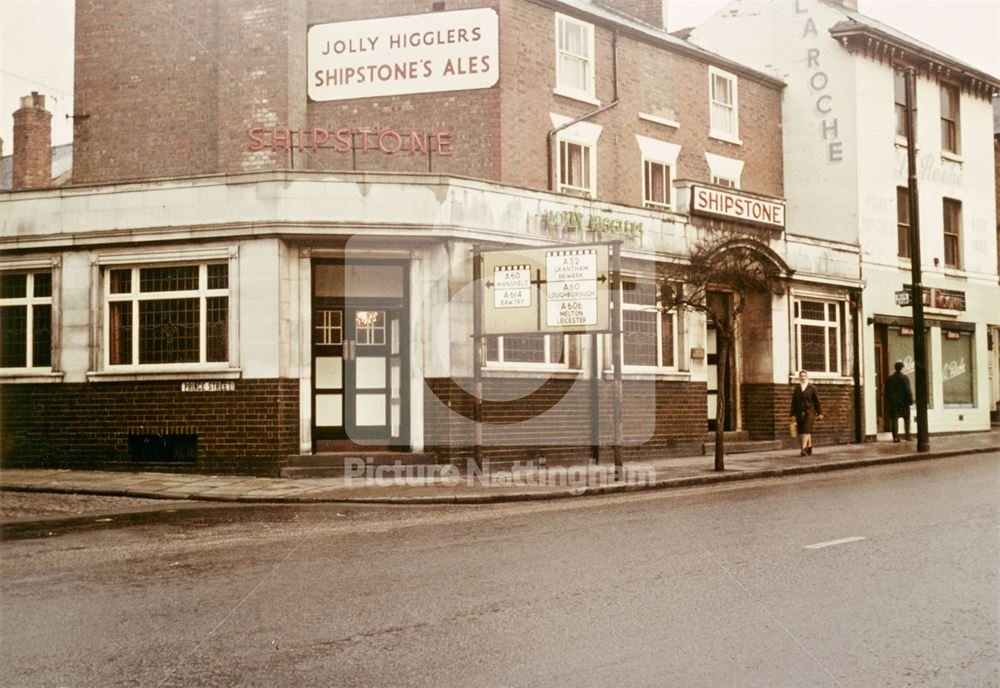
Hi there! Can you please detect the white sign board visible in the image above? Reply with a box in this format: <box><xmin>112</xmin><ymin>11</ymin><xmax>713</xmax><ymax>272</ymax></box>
<box><xmin>308</xmin><ymin>8</ymin><xmax>499</xmax><ymax>102</ymax></box>
<box><xmin>481</xmin><ymin>244</ymin><xmax>610</xmax><ymax>335</ymax></box>
<box><xmin>545</xmin><ymin>249</ymin><xmax>599</xmax><ymax>328</ymax></box>
<box><xmin>493</xmin><ymin>265</ymin><xmax>532</xmax><ymax>309</ymax></box>
<box><xmin>690</xmin><ymin>184</ymin><xmax>786</xmax><ymax>229</ymax></box>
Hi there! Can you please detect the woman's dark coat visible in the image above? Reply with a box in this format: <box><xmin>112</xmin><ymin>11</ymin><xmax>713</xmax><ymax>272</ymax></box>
<box><xmin>790</xmin><ymin>383</ymin><xmax>822</xmax><ymax>433</ymax></box>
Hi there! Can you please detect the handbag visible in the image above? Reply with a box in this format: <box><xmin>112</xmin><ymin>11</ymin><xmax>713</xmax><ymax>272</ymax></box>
<box><xmin>789</xmin><ymin>420</ymin><xmax>798</xmax><ymax>439</ymax></box>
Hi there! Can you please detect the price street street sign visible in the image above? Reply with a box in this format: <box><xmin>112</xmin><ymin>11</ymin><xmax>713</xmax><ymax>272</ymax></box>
<box><xmin>895</xmin><ymin>290</ymin><xmax>911</xmax><ymax>307</ymax></box>
<box><xmin>481</xmin><ymin>243</ymin><xmax>610</xmax><ymax>334</ymax></box>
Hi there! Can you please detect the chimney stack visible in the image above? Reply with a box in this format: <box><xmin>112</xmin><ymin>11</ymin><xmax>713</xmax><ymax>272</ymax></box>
<box><xmin>595</xmin><ymin>0</ymin><xmax>667</xmax><ymax>29</ymax></box>
<box><xmin>12</xmin><ymin>92</ymin><xmax>52</xmax><ymax>191</ymax></box>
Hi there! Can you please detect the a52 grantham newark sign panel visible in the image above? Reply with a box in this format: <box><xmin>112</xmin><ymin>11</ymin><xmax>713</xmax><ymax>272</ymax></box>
<box><xmin>308</xmin><ymin>8</ymin><xmax>499</xmax><ymax>101</ymax></box>
<box><xmin>482</xmin><ymin>245</ymin><xmax>611</xmax><ymax>335</ymax></box>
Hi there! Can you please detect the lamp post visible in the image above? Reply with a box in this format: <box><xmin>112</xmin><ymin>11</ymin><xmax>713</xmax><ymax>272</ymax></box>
<box><xmin>904</xmin><ymin>66</ymin><xmax>930</xmax><ymax>452</ymax></box>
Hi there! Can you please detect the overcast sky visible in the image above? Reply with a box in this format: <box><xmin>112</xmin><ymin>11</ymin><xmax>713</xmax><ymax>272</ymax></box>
<box><xmin>1</xmin><ymin>0</ymin><xmax>998</xmax><ymax>149</ymax></box>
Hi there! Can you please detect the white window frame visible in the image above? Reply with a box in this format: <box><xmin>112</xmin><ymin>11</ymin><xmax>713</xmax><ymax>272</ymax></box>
<box><xmin>558</xmin><ymin>139</ymin><xmax>593</xmax><ymax>198</ymax></box>
<box><xmin>942</xmin><ymin>197</ymin><xmax>962</xmax><ymax>269</ymax></box>
<box><xmin>485</xmin><ymin>334</ymin><xmax>573</xmax><ymax>371</ymax></box>
<box><xmin>609</xmin><ymin>276</ymin><xmax>679</xmax><ymax>373</ymax></box>
<box><xmin>893</xmin><ymin>69</ymin><xmax>909</xmax><ymax>141</ymax></box>
<box><xmin>794</xmin><ymin>298</ymin><xmax>842</xmax><ymax>376</ymax></box>
<box><xmin>636</xmin><ymin>135</ymin><xmax>681</xmax><ymax>210</ymax></box>
<box><xmin>709</xmin><ymin>66</ymin><xmax>740</xmax><ymax>143</ymax></box>
<box><xmin>103</xmin><ymin>262</ymin><xmax>230</xmax><ymax>370</ymax></box>
<box><xmin>0</xmin><ymin>269</ymin><xmax>53</xmax><ymax>373</ymax></box>
<box><xmin>554</xmin><ymin>13</ymin><xmax>597</xmax><ymax>105</ymax></box>
<box><xmin>939</xmin><ymin>81</ymin><xmax>961</xmax><ymax>155</ymax></box>
<box><xmin>552</xmin><ymin>114</ymin><xmax>602</xmax><ymax>198</ymax></box>
<box><xmin>705</xmin><ymin>152</ymin><xmax>744</xmax><ymax>189</ymax></box>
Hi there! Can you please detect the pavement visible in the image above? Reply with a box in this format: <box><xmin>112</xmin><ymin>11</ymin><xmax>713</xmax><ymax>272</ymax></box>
<box><xmin>2</xmin><ymin>430</ymin><xmax>997</xmax><ymax>505</ymax></box>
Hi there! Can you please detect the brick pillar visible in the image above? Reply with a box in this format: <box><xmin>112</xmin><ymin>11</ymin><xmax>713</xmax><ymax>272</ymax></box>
<box><xmin>12</xmin><ymin>92</ymin><xmax>52</xmax><ymax>190</ymax></box>
<box><xmin>594</xmin><ymin>0</ymin><xmax>666</xmax><ymax>28</ymax></box>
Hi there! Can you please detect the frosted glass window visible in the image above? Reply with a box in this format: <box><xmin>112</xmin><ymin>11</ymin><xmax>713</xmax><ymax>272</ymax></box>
<box><xmin>316</xmin><ymin>394</ymin><xmax>343</xmax><ymax>427</ymax></box>
<box><xmin>355</xmin><ymin>394</ymin><xmax>387</xmax><ymax>426</ymax></box>
<box><xmin>316</xmin><ymin>357</ymin><xmax>343</xmax><ymax>389</ymax></box>
<box><xmin>356</xmin><ymin>356</ymin><xmax>386</xmax><ymax>388</ymax></box>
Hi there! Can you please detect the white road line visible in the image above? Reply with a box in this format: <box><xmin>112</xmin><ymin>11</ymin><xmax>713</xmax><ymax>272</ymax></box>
<box><xmin>804</xmin><ymin>536</ymin><xmax>867</xmax><ymax>550</ymax></box>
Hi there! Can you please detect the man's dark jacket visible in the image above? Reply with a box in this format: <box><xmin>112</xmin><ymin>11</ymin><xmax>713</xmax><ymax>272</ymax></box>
<box><xmin>885</xmin><ymin>371</ymin><xmax>913</xmax><ymax>413</ymax></box>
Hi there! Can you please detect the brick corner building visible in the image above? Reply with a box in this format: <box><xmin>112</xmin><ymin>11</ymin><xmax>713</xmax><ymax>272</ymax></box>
<box><xmin>2</xmin><ymin>0</ymin><xmax>872</xmax><ymax>475</ymax></box>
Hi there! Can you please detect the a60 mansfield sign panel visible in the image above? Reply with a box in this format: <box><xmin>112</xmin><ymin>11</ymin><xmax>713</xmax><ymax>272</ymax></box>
<box><xmin>308</xmin><ymin>8</ymin><xmax>499</xmax><ymax>102</ymax></box>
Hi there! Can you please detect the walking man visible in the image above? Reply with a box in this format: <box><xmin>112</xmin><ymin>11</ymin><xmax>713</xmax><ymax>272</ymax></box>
<box><xmin>885</xmin><ymin>361</ymin><xmax>913</xmax><ymax>442</ymax></box>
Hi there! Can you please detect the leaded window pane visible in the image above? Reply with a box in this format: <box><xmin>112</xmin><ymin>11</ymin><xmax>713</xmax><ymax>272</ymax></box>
<box><xmin>0</xmin><ymin>274</ymin><xmax>26</xmax><ymax>299</ymax></box>
<box><xmin>0</xmin><ymin>306</ymin><xmax>27</xmax><ymax>367</ymax></box>
<box><xmin>800</xmin><ymin>301</ymin><xmax>826</xmax><ymax>321</ymax></box>
<box><xmin>800</xmin><ymin>324</ymin><xmax>827</xmax><ymax>372</ymax></box>
<box><xmin>623</xmin><ymin>280</ymin><xmax>656</xmax><ymax>306</ymax></box>
<box><xmin>109</xmin><ymin>301</ymin><xmax>133</xmax><ymax>365</ymax></box>
<box><xmin>33</xmin><ymin>273</ymin><xmax>52</xmax><ymax>298</ymax></box>
<box><xmin>206</xmin><ymin>296</ymin><xmax>228</xmax><ymax>362</ymax></box>
<box><xmin>139</xmin><ymin>298</ymin><xmax>200</xmax><ymax>364</ymax></box>
<box><xmin>110</xmin><ymin>269</ymin><xmax>132</xmax><ymax>294</ymax></box>
<box><xmin>501</xmin><ymin>335</ymin><xmax>546</xmax><ymax>363</ymax></box>
<box><xmin>140</xmin><ymin>265</ymin><xmax>199</xmax><ymax>293</ymax></box>
<box><xmin>32</xmin><ymin>304</ymin><xmax>51</xmax><ymax>367</ymax></box>
<box><xmin>661</xmin><ymin>312</ymin><xmax>675</xmax><ymax>368</ymax></box>
<box><xmin>207</xmin><ymin>264</ymin><xmax>228</xmax><ymax>290</ymax></box>
<box><xmin>623</xmin><ymin>310</ymin><xmax>657</xmax><ymax>366</ymax></box>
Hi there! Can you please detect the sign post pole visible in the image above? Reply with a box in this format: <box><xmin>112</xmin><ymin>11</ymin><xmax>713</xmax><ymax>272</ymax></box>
<box><xmin>472</xmin><ymin>245</ymin><xmax>484</xmax><ymax>471</ymax></box>
<box><xmin>610</xmin><ymin>241</ymin><xmax>624</xmax><ymax>480</ymax></box>
<box><xmin>904</xmin><ymin>67</ymin><xmax>930</xmax><ymax>453</ymax></box>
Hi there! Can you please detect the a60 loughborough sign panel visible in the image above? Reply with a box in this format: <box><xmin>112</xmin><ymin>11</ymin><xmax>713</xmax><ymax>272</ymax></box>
<box><xmin>308</xmin><ymin>8</ymin><xmax>500</xmax><ymax>102</ymax></box>
<box><xmin>482</xmin><ymin>245</ymin><xmax>610</xmax><ymax>335</ymax></box>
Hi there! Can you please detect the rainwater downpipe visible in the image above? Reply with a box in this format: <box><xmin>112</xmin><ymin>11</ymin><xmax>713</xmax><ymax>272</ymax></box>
<box><xmin>547</xmin><ymin>26</ymin><xmax>620</xmax><ymax>191</ymax></box>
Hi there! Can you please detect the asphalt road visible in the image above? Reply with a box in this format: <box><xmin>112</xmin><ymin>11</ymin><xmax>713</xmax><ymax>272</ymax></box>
<box><xmin>1</xmin><ymin>453</ymin><xmax>998</xmax><ymax>688</ymax></box>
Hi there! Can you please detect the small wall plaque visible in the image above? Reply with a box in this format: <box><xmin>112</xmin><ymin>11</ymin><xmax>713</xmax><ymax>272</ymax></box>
<box><xmin>181</xmin><ymin>381</ymin><xmax>235</xmax><ymax>392</ymax></box>
<box><xmin>690</xmin><ymin>347</ymin><xmax>706</xmax><ymax>360</ymax></box>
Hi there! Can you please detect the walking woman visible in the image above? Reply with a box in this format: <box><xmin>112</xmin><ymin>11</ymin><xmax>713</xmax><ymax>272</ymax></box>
<box><xmin>790</xmin><ymin>370</ymin><xmax>823</xmax><ymax>456</ymax></box>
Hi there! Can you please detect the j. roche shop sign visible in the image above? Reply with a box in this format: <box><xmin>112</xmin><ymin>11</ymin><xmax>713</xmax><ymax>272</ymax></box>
<box><xmin>308</xmin><ymin>8</ymin><xmax>499</xmax><ymax>101</ymax></box>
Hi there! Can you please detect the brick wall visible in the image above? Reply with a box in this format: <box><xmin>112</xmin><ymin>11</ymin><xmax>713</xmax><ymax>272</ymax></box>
<box><xmin>0</xmin><ymin>379</ymin><xmax>299</xmax><ymax>475</ymax></box>
<box><xmin>499</xmin><ymin>1</ymin><xmax>784</xmax><ymax>204</ymax></box>
<box><xmin>303</xmin><ymin>0</ymin><xmax>502</xmax><ymax>180</ymax></box>
<box><xmin>70</xmin><ymin>0</ymin><xmax>784</xmax><ymax>205</ymax></box>
<box><xmin>742</xmin><ymin>382</ymin><xmax>857</xmax><ymax>447</ymax></box>
<box><xmin>73</xmin><ymin>0</ymin><xmax>221</xmax><ymax>183</ymax></box>
<box><xmin>424</xmin><ymin>377</ymin><xmax>705</xmax><ymax>463</ymax></box>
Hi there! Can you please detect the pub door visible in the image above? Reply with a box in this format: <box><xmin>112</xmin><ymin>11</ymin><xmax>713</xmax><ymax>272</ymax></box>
<box><xmin>312</xmin><ymin>261</ymin><xmax>408</xmax><ymax>451</ymax></box>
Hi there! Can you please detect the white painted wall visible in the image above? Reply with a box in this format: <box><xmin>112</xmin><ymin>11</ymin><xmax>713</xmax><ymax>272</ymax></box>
<box><xmin>690</xmin><ymin>0</ymin><xmax>861</xmax><ymax>243</ymax></box>
<box><xmin>58</xmin><ymin>253</ymin><xmax>91</xmax><ymax>383</ymax></box>
<box><xmin>692</xmin><ymin>0</ymin><xmax>999</xmax><ymax>435</ymax></box>
<box><xmin>238</xmin><ymin>239</ymin><xmax>282</xmax><ymax>379</ymax></box>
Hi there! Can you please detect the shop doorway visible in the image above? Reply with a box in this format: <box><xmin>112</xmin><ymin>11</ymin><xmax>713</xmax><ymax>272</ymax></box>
<box><xmin>312</xmin><ymin>261</ymin><xmax>408</xmax><ymax>451</ymax></box>
<box><xmin>874</xmin><ymin>327</ymin><xmax>887</xmax><ymax>432</ymax></box>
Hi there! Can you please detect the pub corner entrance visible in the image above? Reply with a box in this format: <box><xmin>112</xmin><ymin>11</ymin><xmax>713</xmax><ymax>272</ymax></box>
<box><xmin>311</xmin><ymin>260</ymin><xmax>409</xmax><ymax>453</ymax></box>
